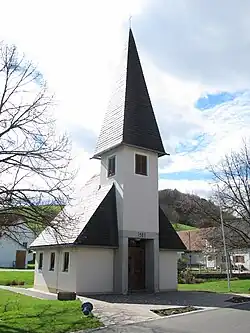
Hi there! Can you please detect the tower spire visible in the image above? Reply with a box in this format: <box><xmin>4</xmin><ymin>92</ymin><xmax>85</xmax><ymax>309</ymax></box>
<box><xmin>93</xmin><ymin>29</ymin><xmax>167</xmax><ymax>159</ymax></box>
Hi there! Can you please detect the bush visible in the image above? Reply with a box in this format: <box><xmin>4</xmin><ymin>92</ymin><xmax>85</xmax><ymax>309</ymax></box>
<box><xmin>178</xmin><ymin>277</ymin><xmax>186</xmax><ymax>284</ymax></box>
<box><xmin>193</xmin><ymin>273</ymin><xmax>250</xmax><ymax>280</ymax></box>
<box><xmin>18</xmin><ymin>281</ymin><xmax>25</xmax><ymax>286</ymax></box>
<box><xmin>11</xmin><ymin>280</ymin><xmax>18</xmax><ymax>286</ymax></box>
<box><xmin>178</xmin><ymin>258</ymin><xmax>188</xmax><ymax>274</ymax></box>
<box><xmin>179</xmin><ymin>269</ymin><xmax>195</xmax><ymax>284</ymax></box>
<box><xmin>230</xmin><ymin>277</ymin><xmax>239</xmax><ymax>281</ymax></box>
<box><xmin>194</xmin><ymin>278</ymin><xmax>205</xmax><ymax>284</ymax></box>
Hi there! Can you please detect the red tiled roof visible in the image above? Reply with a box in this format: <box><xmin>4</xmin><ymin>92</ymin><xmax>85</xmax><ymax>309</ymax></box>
<box><xmin>177</xmin><ymin>228</ymin><xmax>214</xmax><ymax>251</ymax></box>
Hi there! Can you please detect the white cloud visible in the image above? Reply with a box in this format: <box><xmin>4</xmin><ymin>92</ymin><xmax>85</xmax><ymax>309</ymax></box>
<box><xmin>1</xmin><ymin>0</ymin><xmax>250</xmax><ymax>199</ymax></box>
<box><xmin>159</xmin><ymin>91</ymin><xmax>250</xmax><ymax>175</ymax></box>
<box><xmin>138</xmin><ymin>0</ymin><xmax>250</xmax><ymax>90</ymax></box>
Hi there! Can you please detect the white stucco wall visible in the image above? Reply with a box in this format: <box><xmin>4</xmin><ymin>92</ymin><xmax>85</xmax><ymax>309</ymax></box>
<box><xmin>231</xmin><ymin>249</ymin><xmax>250</xmax><ymax>271</ymax></box>
<box><xmin>206</xmin><ymin>255</ymin><xmax>217</xmax><ymax>269</ymax></box>
<box><xmin>0</xmin><ymin>235</ymin><xmax>27</xmax><ymax>268</ymax></box>
<box><xmin>0</xmin><ymin>228</ymin><xmax>35</xmax><ymax>268</ymax></box>
<box><xmin>159</xmin><ymin>251</ymin><xmax>178</xmax><ymax>291</ymax></box>
<box><xmin>34</xmin><ymin>248</ymin><xmax>77</xmax><ymax>293</ymax></box>
<box><xmin>181</xmin><ymin>252</ymin><xmax>206</xmax><ymax>266</ymax></box>
<box><xmin>76</xmin><ymin>247</ymin><xmax>114</xmax><ymax>294</ymax></box>
<box><xmin>100</xmin><ymin>145</ymin><xmax>159</xmax><ymax>233</ymax></box>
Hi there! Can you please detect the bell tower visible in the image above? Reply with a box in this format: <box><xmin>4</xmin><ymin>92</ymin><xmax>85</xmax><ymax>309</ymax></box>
<box><xmin>92</xmin><ymin>29</ymin><xmax>168</xmax><ymax>293</ymax></box>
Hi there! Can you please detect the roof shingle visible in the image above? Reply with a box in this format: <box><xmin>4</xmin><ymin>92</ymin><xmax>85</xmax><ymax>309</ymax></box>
<box><xmin>30</xmin><ymin>175</ymin><xmax>118</xmax><ymax>248</ymax></box>
<box><xmin>159</xmin><ymin>207</ymin><xmax>186</xmax><ymax>250</ymax></box>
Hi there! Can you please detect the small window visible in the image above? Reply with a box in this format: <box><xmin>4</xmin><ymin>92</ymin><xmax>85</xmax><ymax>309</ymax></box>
<box><xmin>49</xmin><ymin>252</ymin><xmax>55</xmax><ymax>271</ymax></box>
<box><xmin>207</xmin><ymin>255</ymin><xmax>213</xmax><ymax>261</ymax></box>
<box><xmin>135</xmin><ymin>154</ymin><xmax>147</xmax><ymax>176</ymax></box>
<box><xmin>38</xmin><ymin>252</ymin><xmax>43</xmax><ymax>270</ymax></box>
<box><xmin>63</xmin><ymin>252</ymin><xmax>69</xmax><ymax>272</ymax></box>
<box><xmin>233</xmin><ymin>255</ymin><xmax>245</xmax><ymax>263</ymax></box>
<box><xmin>108</xmin><ymin>156</ymin><xmax>116</xmax><ymax>177</ymax></box>
<box><xmin>22</xmin><ymin>242</ymin><xmax>28</xmax><ymax>248</ymax></box>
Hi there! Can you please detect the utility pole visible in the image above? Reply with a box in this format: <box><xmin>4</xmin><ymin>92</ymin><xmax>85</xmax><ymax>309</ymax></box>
<box><xmin>217</xmin><ymin>185</ymin><xmax>231</xmax><ymax>291</ymax></box>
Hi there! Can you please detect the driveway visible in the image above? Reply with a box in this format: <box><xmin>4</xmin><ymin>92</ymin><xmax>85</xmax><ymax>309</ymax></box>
<box><xmin>87</xmin><ymin>290</ymin><xmax>244</xmax><ymax>308</ymax></box>
<box><xmin>88</xmin><ymin>303</ymin><xmax>250</xmax><ymax>333</ymax></box>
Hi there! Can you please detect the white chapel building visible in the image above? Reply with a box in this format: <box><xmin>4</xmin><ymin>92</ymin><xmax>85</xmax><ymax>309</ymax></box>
<box><xmin>30</xmin><ymin>29</ymin><xmax>186</xmax><ymax>295</ymax></box>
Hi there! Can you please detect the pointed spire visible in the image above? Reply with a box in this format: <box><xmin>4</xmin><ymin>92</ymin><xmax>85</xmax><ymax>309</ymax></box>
<box><xmin>93</xmin><ymin>29</ymin><xmax>167</xmax><ymax>159</ymax></box>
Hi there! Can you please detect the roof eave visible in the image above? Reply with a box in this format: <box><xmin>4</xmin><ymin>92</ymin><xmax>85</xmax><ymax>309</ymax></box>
<box><xmin>91</xmin><ymin>143</ymin><xmax>123</xmax><ymax>160</ymax></box>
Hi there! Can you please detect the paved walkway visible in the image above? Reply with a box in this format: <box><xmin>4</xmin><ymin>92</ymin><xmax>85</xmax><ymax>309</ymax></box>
<box><xmin>88</xmin><ymin>303</ymin><xmax>250</xmax><ymax>333</ymax></box>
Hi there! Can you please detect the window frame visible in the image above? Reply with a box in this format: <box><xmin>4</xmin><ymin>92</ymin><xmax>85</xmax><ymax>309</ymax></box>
<box><xmin>134</xmin><ymin>153</ymin><xmax>148</xmax><ymax>176</ymax></box>
<box><xmin>107</xmin><ymin>155</ymin><xmax>116</xmax><ymax>178</ymax></box>
<box><xmin>233</xmin><ymin>255</ymin><xmax>245</xmax><ymax>263</ymax></box>
<box><xmin>38</xmin><ymin>252</ymin><xmax>43</xmax><ymax>270</ymax></box>
<box><xmin>49</xmin><ymin>252</ymin><xmax>56</xmax><ymax>271</ymax></box>
<box><xmin>62</xmin><ymin>251</ymin><xmax>70</xmax><ymax>272</ymax></box>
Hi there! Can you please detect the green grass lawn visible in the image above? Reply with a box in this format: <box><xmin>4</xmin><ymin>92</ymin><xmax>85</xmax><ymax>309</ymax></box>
<box><xmin>0</xmin><ymin>289</ymin><xmax>101</xmax><ymax>333</ymax></box>
<box><xmin>179</xmin><ymin>279</ymin><xmax>250</xmax><ymax>294</ymax></box>
<box><xmin>0</xmin><ymin>271</ymin><xmax>34</xmax><ymax>287</ymax></box>
<box><xmin>172</xmin><ymin>223</ymin><xmax>198</xmax><ymax>231</ymax></box>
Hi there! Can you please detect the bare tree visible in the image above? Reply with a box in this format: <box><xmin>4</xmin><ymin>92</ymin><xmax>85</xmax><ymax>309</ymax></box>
<box><xmin>210</xmin><ymin>139</ymin><xmax>250</xmax><ymax>247</ymax></box>
<box><xmin>0</xmin><ymin>42</ymin><xmax>77</xmax><ymax>239</ymax></box>
<box><xmin>189</xmin><ymin>139</ymin><xmax>250</xmax><ymax>251</ymax></box>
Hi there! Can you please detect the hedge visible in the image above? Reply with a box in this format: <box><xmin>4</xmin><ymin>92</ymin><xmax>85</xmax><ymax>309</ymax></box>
<box><xmin>193</xmin><ymin>273</ymin><xmax>250</xmax><ymax>280</ymax></box>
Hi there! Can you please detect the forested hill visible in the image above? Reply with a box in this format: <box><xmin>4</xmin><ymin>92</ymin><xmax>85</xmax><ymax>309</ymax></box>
<box><xmin>159</xmin><ymin>189</ymin><xmax>220</xmax><ymax>229</ymax></box>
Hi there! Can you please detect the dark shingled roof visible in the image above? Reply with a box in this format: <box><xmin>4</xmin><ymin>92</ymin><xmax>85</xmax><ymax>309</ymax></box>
<box><xmin>30</xmin><ymin>175</ymin><xmax>119</xmax><ymax>248</ymax></box>
<box><xmin>93</xmin><ymin>29</ymin><xmax>167</xmax><ymax>159</ymax></box>
<box><xmin>75</xmin><ymin>185</ymin><xmax>118</xmax><ymax>247</ymax></box>
<box><xmin>159</xmin><ymin>207</ymin><xmax>186</xmax><ymax>250</ymax></box>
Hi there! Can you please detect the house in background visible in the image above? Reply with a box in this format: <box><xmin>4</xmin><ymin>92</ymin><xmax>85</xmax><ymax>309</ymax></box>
<box><xmin>178</xmin><ymin>228</ymin><xmax>250</xmax><ymax>271</ymax></box>
<box><xmin>30</xmin><ymin>29</ymin><xmax>186</xmax><ymax>295</ymax></box>
<box><xmin>0</xmin><ymin>224</ymin><xmax>36</xmax><ymax>268</ymax></box>
<box><xmin>177</xmin><ymin>229</ymin><xmax>210</xmax><ymax>268</ymax></box>
<box><xmin>229</xmin><ymin>249</ymin><xmax>250</xmax><ymax>271</ymax></box>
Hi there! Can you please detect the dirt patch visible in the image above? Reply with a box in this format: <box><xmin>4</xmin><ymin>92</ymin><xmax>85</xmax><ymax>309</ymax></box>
<box><xmin>151</xmin><ymin>306</ymin><xmax>202</xmax><ymax>317</ymax></box>
<box><xmin>225</xmin><ymin>296</ymin><xmax>250</xmax><ymax>303</ymax></box>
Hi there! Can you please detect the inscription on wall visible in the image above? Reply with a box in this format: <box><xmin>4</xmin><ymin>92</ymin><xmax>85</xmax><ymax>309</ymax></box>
<box><xmin>137</xmin><ymin>232</ymin><xmax>146</xmax><ymax>238</ymax></box>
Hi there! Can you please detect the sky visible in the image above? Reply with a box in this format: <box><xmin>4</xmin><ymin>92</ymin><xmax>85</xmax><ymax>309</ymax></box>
<box><xmin>1</xmin><ymin>0</ymin><xmax>250</xmax><ymax>199</ymax></box>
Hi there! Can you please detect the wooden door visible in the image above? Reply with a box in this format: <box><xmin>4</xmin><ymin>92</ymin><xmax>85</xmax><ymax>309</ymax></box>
<box><xmin>128</xmin><ymin>244</ymin><xmax>145</xmax><ymax>291</ymax></box>
<box><xmin>15</xmin><ymin>250</ymin><xmax>26</xmax><ymax>269</ymax></box>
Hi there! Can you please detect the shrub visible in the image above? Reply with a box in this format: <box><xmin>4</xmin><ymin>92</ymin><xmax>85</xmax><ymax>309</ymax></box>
<box><xmin>11</xmin><ymin>280</ymin><xmax>18</xmax><ymax>286</ymax></box>
<box><xmin>178</xmin><ymin>277</ymin><xmax>186</xmax><ymax>284</ymax></box>
<box><xmin>230</xmin><ymin>277</ymin><xmax>239</xmax><ymax>281</ymax></box>
<box><xmin>178</xmin><ymin>269</ymin><xmax>196</xmax><ymax>284</ymax></box>
<box><xmin>5</xmin><ymin>281</ymin><xmax>11</xmax><ymax>286</ymax></box>
<box><xmin>178</xmin><ymin>258</ymin><xmax>188</xmax><ymax>274</ymax></box>
<box><xmin>18</xmin><ymin>281</ymin><xmax>25</xmax><ymax>286</ymax></box>
<box><xmin>194</xmin><ymin>278</ymin><xmax>205</xmax><ymax>284</ymax></box>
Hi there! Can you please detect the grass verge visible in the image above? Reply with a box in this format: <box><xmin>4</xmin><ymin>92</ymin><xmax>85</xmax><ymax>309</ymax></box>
<box><xmin>0</xmin><ymin>289</ymin><xmax>101</xmax><ymax>333</ymax></box>
<box><xmin>178</xmin><ymin>279</ymin><xmax>250</xmax><ymax>294</ymax></box>
<box><xmin>0</xmin><ymin>270</ymin><xmax>34</xmax><ymax>287</ymax></box>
